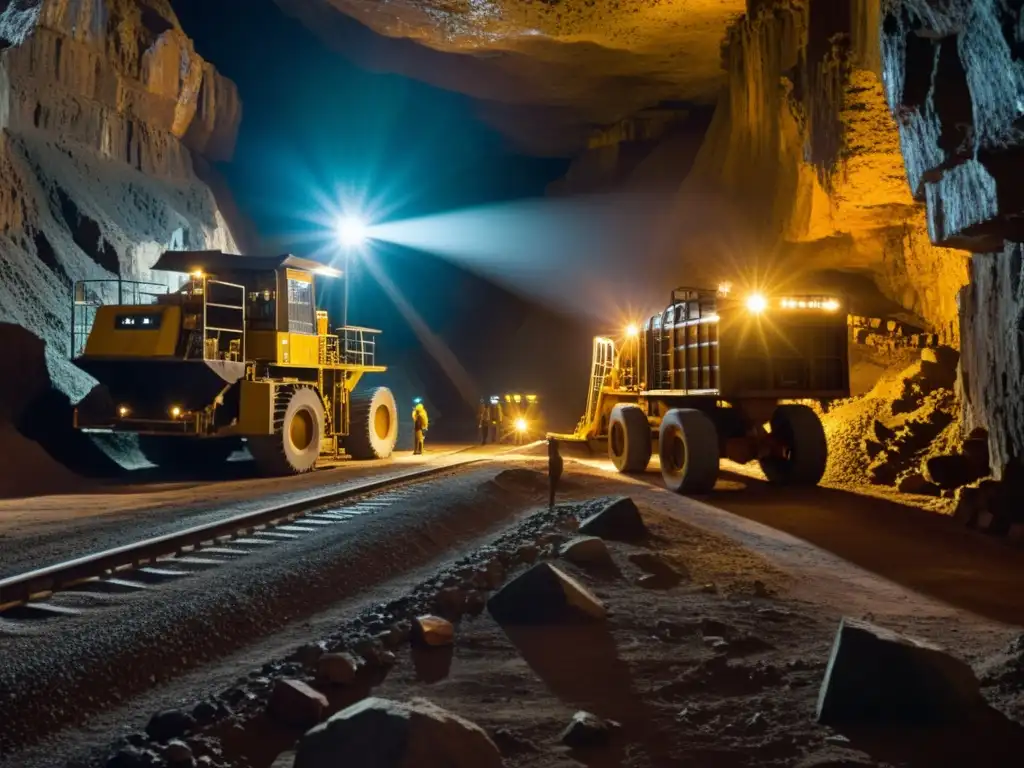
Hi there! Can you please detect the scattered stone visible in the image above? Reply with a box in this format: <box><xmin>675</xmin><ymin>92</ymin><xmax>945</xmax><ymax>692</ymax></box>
<box><xmin>744</xmin><ymin>712</ymin><xmax>767</xmax><ymax>733</ymax></box>
<box><xmin>557</xmin><ymin>516</ymin><xmax>581</xmax><ymax>532</ymax></box>
<box><xmin>294</xmin><ymin>697</ymin><xmax>502</xmax><ymax>768</ymax></box>
<box><xmin>294</xmin><ymin>642</ymin><xmax>325</xmax><ymax>668</ymax></box>
<box><xmin>753</xmin><ymin>579</ymin><xmax>771</xmax><ymax>598</ymax></box>
<box><xmin>862</xmin><ymin>438</ymin><xmax>884</xmax><ymax>459</ymax></box>
<box><xmin>578</xmin><ymin>496</ymin><xmax>647</xmax><ymax>542</ymax></box>
<box><xmin>491</xmin><ymin>727</ymin><xmax>540</xmax><ymax>755</ymax></box>
<box><xmin>165</xmin><ymin>740</ymin><xmax>194</xmax><ymax>766</ymax></box>
<box><xmin>106</xmin><ymin>746</ymin><xmax>161</xmax><ymax>768</ymax></box>
<box><xmin>484</xmin><ymin>559</ymin><xmax>505</xmax><ymax>589</ymax></box>
<box><xmin>464</xmin><ymin>590</ymin><xmax>487</xmax><ymax>615</ymax></box>
<box><xmin>191</xmin><ymin>701</ymin><xmax>218</xmax><ymax>726</ymax></box>
<box><xmin>896</xmin><ymin>472</ymin><xmax>939</xmax><ymax>496</ymax></box>
<box><xmin>146</xmin><ymin>709</ymin><xmax>195</xmax><ymax>743</ymax></box>
<box><xmin>559</xmin><ymin>536</ymin><xmax>613</xmax><ymax>566</ymax></box>
<box><xmin>628</xmin><ymin>552</ymin><xmax>683</xmax><ymax>587</ymax></box>
<box><xmin>655</xmin><ymin>619</ymin><xmax>693</xmax><ymax>640</ymax></box>
<box><xmin>871</xmin><ymin>420</ymin><xmax>896</xmax><ymax>443</ymax></box>
<box><xmin>487</xmin><ymin>562</ymin><xmax>606</xmax><ymax>625</ymax></box>
<box><xmin>268</xmin><ymin>679</ymin><xmax>328</xmax><ymax>728</ymax></box>
<box><xmin>435</xmin><ymin>587</ymin><xmax>467</xmax><ymax>618</ymax></box>
<box><xmin>700</xmin><ymin>583</ymin><xmax>717</xmax><ymax>594</ymax></box>
<box><xmin>317</xmin><ymin>652</ymin><xmax>362</xmax><ymax>685</ymax></box>
<box><xmin>702</xmin><ymin>635</ymin><xmax>729</xmax><ymax>651</ymax></box>
<box><xmin>270</xmin><ymin>751</ymin><xmax>296</xmax><ymax>768</ymax></box>
<box><xmin>816</xmin><ymin>617</ymin><xmax>985</xmax><ymax>725</ymax></box>
<box><xmin>560</xmin><ymin>711</ymin><xmax>620</xmax><ymax>749</ymax></box>
<box><xmin>412</xmin><ymin>614</ymin><xmax>455</xmax><ymax>647</ymax></box>
<box><xmin>921</xmin><ymin>345</ymin><xmax>959</xmax><ymax>370</ymax></box>
<box><xmin>923</xmin><ymin>453</ymin><xmax>985</xmax><ymax>490</ymax></box>
<box><xmin>516</xmin><ymin>544</ymin><xmax>540</xmax><ymax>564</ymax></box>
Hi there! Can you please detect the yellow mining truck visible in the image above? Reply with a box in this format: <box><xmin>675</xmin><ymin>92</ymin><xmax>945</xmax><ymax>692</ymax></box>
<box><xmin>552</xmin><ymin>286</ymin><xmax>850</xmax><ymax>493</ymax></box>
<box><xmin>70</xmin><ymin>250</ymin><xmax>398</xmax><ymax>475</ymax></box>
<box><xmin>497</xmin><ymin>393</ymin><xmax>543</xmax><ymax>444</ymax></box>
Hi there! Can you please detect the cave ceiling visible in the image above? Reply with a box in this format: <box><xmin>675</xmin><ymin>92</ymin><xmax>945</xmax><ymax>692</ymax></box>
<box><xmin>273</xmin><ymin>0</ymin><xmax>747</xmax><ymax>153</ymax></box>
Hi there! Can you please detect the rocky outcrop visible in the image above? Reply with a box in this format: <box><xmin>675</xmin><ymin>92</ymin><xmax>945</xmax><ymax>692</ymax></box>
<box><xmin>679</xmin><ymin>1</ymin><xmax>969</xmax><ymax>339</ymax></box>
<box><xmin>880</xmin><ymin>0</ymin><xmax>1024</xmax><ymax>480</ymax></box>
<box><xmin>0</xmin><ymin>1</ymin><xmax>240</xmax><ymax>429</ymax></box>
<box><xmin>272</xmin><ymin>0</ymin><xmax>747</xmax><ymax>154</ymax></box>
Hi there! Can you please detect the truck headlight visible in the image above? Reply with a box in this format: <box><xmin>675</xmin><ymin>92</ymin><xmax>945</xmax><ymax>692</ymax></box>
<box><xmin>745</xmin><ymin>294</ymin><xmax>768</xmax><ymax>313</ymax></box>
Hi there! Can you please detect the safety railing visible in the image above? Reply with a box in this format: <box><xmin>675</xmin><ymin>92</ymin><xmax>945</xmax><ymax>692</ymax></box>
<box><xmin>200</xmin><ymin>279</ymin><xmax>245</xmax><ymax>362</ymax></box>
<box><xmin>336</xmin><ymin>326</ymin><xmax>380</xmax><ymax>367</ymax></box>
<box><xmin>70</xmin><ymin>279</ymin><xmax>169</xmax><ymax>358</ymax></box>
<box><xmin>583</xmin><ymin>336</ymin><xmax>616</xmax><ymax>434</ymax></box>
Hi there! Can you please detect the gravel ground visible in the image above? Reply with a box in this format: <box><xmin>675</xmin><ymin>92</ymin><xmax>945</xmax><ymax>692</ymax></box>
<box><xmin>0</xmin><ymin>457</ymin><xmax>554</xmax><ymax>761</ymax></box>
<box><xmin>47</xmin><ymin>460</ymin><xmax>1024</xmax><ymax>768</ymax></box>
<box><xmin>0</xmin><ymin>445</ymin><xmax>517</xmax><ymax>579</ymax></box>
<box><xmin>7</xmin><ymin>455</ymin><xmax>1024</xmax><ymax>767</ymax></box>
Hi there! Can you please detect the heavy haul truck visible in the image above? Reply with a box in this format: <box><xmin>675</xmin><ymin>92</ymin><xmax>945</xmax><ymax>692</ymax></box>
<box><xmin>70</xmin><ymin>250</ymin><xmax>399</xmax><ymax>475</ymax></box>
<box><xmin>554</xmin><ymin>286</ymin><xmax>850</xmax><ymax>493</ymax></box>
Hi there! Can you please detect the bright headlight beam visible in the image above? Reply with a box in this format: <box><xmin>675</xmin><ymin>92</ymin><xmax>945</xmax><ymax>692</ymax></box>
<box><xmin>336</xmin><ymin>215</ymin><xmax>370</xmax><ymax>248</ymax></box>
<box><xmin>745</xmin><ymin>293</ymin><xmax>768</xmax><ymax>313</ymax></box>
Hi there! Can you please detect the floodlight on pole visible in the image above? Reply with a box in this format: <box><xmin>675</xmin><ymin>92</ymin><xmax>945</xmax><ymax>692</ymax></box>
<box><xmin>336</xmin><ymin>215</ymin><xmax>369</xmax><ymax>249</ymax></box>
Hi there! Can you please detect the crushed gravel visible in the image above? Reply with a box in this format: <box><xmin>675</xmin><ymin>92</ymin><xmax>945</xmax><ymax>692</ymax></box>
<box><xmin>0</xmin><ymin>460</ymin><xmax>554</xmax><ymax>761</ymax></box>
<box><xmin>0</xmin><ymin>449</ymin><xmax>491</xmax><ymax>579</ymax></box>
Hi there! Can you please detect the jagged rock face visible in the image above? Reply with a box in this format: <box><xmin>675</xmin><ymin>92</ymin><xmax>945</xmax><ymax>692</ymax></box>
<box><xmin>272</xmin><ymin>0</ymin><xmax>747</xmax><ymax>154</ymax></box>
<box><xmin>678</xmin><ymin>1</ymin><xmax>968</xmax><ymax>338</ymax></box>
<box><xmin>0</xmin><ymin>0</ymin><xmax>239</xmax><ymax>420</ymax></box>
<box><xmin>881</xmin><ymin>0</ymin><xmax>1024</xmax><ymax>478</ymax></box>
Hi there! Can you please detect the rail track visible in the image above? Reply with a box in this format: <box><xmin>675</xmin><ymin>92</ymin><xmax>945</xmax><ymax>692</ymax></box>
<box><xmin>0</xmin><ymin>442</ymin><xmax>542</xmax><ymax>619</ymax></box>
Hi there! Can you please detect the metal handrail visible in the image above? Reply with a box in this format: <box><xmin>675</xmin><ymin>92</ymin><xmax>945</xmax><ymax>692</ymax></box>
<box><xmin>201</xmin><ymin>278</ymin><xmax>245</xmax><ymax>362</ymax></box>
<box><xmin>70</xmin><ymin>278</ymin><xmax>169</xmax><ymax>358</ymax></box>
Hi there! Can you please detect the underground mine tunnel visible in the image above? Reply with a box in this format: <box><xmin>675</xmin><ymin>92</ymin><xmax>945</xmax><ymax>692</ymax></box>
<box><xmin>2</xmin><ymin>1</ymin><xmax>1024</xmax><ymax>767</ymax></box>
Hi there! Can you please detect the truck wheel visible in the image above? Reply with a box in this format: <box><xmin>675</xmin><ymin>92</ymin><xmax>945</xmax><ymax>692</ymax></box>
<box><xmin>659</xmin><ymin>408</ymin><xmax>719</xmax><ymax>494</ymax></box>
<box><xmin>346</xmin><ymin>386</ymin><xmax>398</xmax><ymax>460</ymax></box>
<box><xmin>139</xmin><ymin>435</ymin><xmax>239</xmax><ymax>472</ymax></box>
<box><xmin>759</xmin><ymin>404</ymin><xmax>827</xmax><ymax>486</ymax></box>
<box><xmin>249</xmin><ymin>387</ymin><xmax>324</xmax><ymax>475</ymax></box>
<box><xmin>608</xmin><ymin>403</ymin><xmax>652</xmax><ymax>473</ymax></box>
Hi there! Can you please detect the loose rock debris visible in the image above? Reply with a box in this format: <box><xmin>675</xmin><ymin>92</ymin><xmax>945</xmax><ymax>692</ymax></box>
<box><xmin>80</xmin><ymin>486</ymin><xmax>1024</xmax><ymax>768</ymax></box>
<box><xmin>294</xmin><ymin>697</ymin><xmax>502</xmax><ymax>768</ymax></box>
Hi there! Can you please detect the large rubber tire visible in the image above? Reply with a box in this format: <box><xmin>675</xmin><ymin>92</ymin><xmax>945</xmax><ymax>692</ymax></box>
<box><xmin>248</xmin><ymin>387</ymin><xmax>325</xmax><ymax>475</ymax></box>
<box><xmin>658</xmin><ymin>408</ymin><xmax>720</xmax><ymax>494</ymax></box>
<box><xmin>139</xmin><ymin>435</ymin><xmax>238</xmax><ymax>472</ymax></box>
<box><xmin>608</xmin><ymin>403</ymin><xmax>652</xmax><ymax>473</ymax></box>
<box><xmin>759</xmin><ymin>404</ymin><xmax>827</xmax><ymax>486</ymax></box>
<box><xmin>346</xmin><ymin>386</ymin><xmax>398</xmax><ymax>460</ymax></box>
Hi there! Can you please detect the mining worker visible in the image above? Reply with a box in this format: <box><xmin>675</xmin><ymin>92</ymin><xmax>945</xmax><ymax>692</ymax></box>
<box><xmin>477</xmin><ymin>398</ymin><xmax>489</xmax><ymax>445</ymax></box>
<box><xmin>548</xmin><ymin>437</ymin><xmax>563</xmax><ymax>509</ymax></box>
<box><xmin>412</xmin><ymin>400</ymin><xmax>429</xmax><ymax>455</ymax></box>
<box><xmin>488</xmin><ymin>397</ymin><xmax>503</xmax><ymax>444</ymax></box>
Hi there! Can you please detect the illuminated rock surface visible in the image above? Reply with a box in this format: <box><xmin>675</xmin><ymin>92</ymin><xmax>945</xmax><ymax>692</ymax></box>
<box><xmin>0</xmin><ymin>0</ymin><xmax>239</xmax><ymax>434</ymax></box>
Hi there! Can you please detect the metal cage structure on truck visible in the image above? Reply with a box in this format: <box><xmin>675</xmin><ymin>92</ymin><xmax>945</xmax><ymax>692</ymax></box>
<box><xmin>555</xmin><ymin>285</ymin><xmax>850</xmax><ymax>493</ymax></box>
<box><xmin>70</xmin><ymin>250</ymin><xmax>399</xmax><ymax>475</ymax></box>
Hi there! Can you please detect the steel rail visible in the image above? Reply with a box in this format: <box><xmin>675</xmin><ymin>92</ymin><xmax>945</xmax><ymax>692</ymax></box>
<box><xmin>0</xmin><ymin>442</ymin><xmax>543</xmax><ymax>611</ymax></box>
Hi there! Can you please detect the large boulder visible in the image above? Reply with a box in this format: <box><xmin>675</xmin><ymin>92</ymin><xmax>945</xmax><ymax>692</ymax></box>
<box><xmin>294</xmin><ymin>697</ymin><xmax>502</xmax><ymax>768</ymax></box>
<box><xmin>487</xmin><ymin>562</ymin><xmax>606</xmax><ymax>625</ymax></box>
<box><xmin>578</xmin><ymin>497</ymin><xmax>647</xmax><ymax>542</ymax></box>
<box><xmin>817</xmin><ymin>618</ymin><xmax>985</xmax><ymax>725</ymax></box>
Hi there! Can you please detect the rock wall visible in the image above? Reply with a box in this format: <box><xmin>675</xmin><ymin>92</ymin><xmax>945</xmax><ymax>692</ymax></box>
<box><xmin>678</xmin><ymin>0</ymin><xmax>969</xmax><ymax>339</ymax></box>
<box><xmin>0</xmin><ymin>0</ymin><xmax>240</xmax><ymax>427</ymax></box>
<box><xmin>879</xmin><ymin>0</ymin><xmax>1024</xmax><ymax>480</ymax></box>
